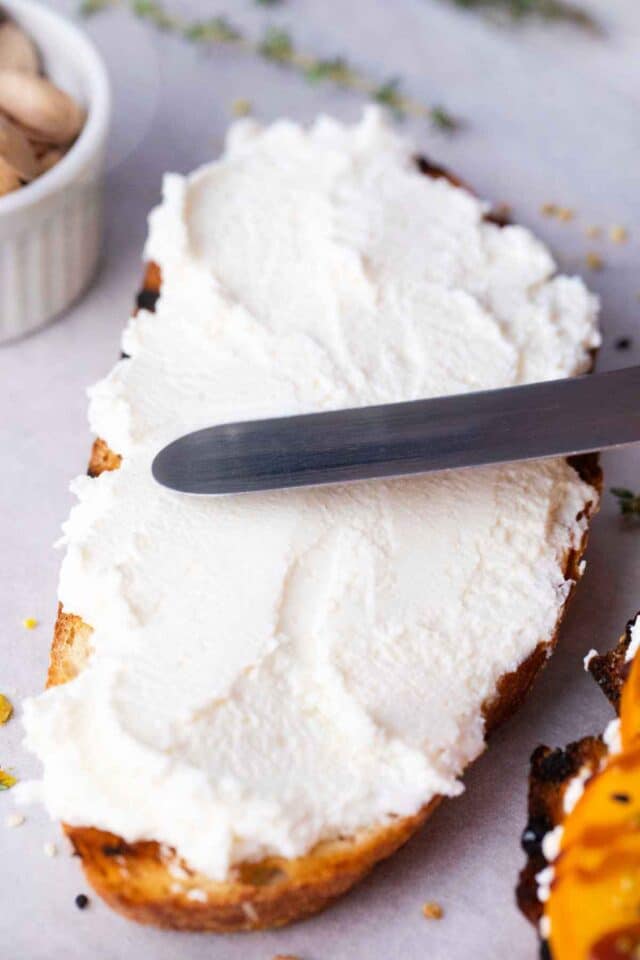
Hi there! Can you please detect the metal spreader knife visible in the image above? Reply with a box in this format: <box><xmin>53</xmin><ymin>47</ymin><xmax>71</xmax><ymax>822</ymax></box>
<box><xmin>152</xmin><ymin>366</ymin><xmax>640</xmax><ymax>496</ymax></box>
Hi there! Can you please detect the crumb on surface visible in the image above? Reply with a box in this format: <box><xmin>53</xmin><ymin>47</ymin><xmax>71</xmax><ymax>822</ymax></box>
<box><xmin>22</xmin><ymin>617</ymin><xmax>38</xmax><ymax>630</ymax></box>
<box><xmin>0</xmin><ymin>769</ymin><xmax>17</xmax><ymax>791</ymax></box>
<box><xmin>609</xmin><ymin>225</ymin><xmax>629</xmax><ymax>244</ymax></box>
<box><xmin>231</xmin><ymin>98</ymin><xmax>252</xmax><ymax>117</ymax></box>
<box><xmin>585</xmin><ymin>225</ymin><xmax>602</xmax><ymax>239</ymax></box>
<box><xmin>0</xmin><ymin>694</ymin><xmax>12</xmax><ymax>724</ymax></box>
<box><xmin>585</xmin><ymin>251</ymin><xmax>604</xmax><ymax>270</ymax></box>
<box><xmin>541</xmin><ymin>202</ymin><xmax>558</xmax><ymax>218</ymax></box>
<box><xmin>273</xmin><ymin>955</ymin><xmax>301</xmax><ymax>960</ymax></box>
<box><xmin>6</xmin><ymin>813</ymin><xmax>25</xmax><ymax>828</ymax></box>
<box><xmin>43</xmin><ymin>841</ymin><xmax>58</xmax><ymax>858</ymax></box>
<box><xmin>557</xmin><ymin>207</ymin><xmax>574</xmax><ymax>222</ymax></box>
<box><xmin>422</xmin><ymin>900</ymin><xmax>444</xmax><ymax>920</ymax></box>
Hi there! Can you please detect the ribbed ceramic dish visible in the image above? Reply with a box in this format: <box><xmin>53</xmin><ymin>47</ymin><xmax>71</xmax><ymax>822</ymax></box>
<box><xmin>0</xmin><ymin>0</ymin><xmax>110</xmax><ymax>343</ymax></box>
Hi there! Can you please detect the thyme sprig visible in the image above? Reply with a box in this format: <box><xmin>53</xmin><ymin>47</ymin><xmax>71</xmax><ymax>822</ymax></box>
<box><xmin>611</xmin><ymin>487</ymin><xmax>640</xmax><ymax>519</ymax></box>
<box><xmin>79</xmin><ymin>0</ymin><xmax>459</xmax><ymax>130</ymax></box>
<box><xmin>449</xmin><ymin>0</ymin><xmax>600</xmax><ymax>31</ymax></box>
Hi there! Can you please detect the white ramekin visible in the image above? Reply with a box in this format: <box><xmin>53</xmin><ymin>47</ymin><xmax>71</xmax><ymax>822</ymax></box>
<box><xmin>0</xmin><ymin>0</ymin><xmax>111</xmax><ymax>342</ymax></box>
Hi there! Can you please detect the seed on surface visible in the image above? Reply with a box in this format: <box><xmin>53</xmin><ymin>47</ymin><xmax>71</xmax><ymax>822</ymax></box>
<box><xmin>231</xmin><ymin>97</ymin><xmax>252</xmax><ymax>117</ymax></box>
<box><xmin>422</xmin><ymin>900</ymin><xmax>444</xmax><ymax>919</ymax></box>
<box><xmin>585</xmin><ymin>251</ymin><xmax>604</xmax><ymax>271</ymax></box>
<box><xmin>75</xmin><ymin>893</ymin><xmax>90</xmax><ymax>910</ymax></box>
<box><xmin>609</xmin><ymin>225</ymin><xmax>629</xmax><ymax>244</ymax></box>
<box><xmin>43</xmin><ymin>841</ymin><xmax>58</xmax><ymax>857</ymax></box>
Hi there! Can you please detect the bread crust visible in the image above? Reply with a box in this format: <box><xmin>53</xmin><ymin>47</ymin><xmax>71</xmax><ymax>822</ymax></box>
<box><xmin>516</xmin><ymin>618</ymin><xmax>637</xmax><ymax>942</ymax></box>
<box><xmin>47</xmin><ymin>174</ymin><xmax>602</xmax><ymax>930</ymax></box>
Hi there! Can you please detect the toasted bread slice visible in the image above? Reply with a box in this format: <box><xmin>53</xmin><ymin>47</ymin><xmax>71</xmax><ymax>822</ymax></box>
<box><xmin>46</xmin><ymin>157</ymin><xmax>601</xmax><ymax>930</ymax></box>
<box><xmin>516</xmin><ymin>618</ymin><xmax>637</xmax><ymax>951</ymax></box>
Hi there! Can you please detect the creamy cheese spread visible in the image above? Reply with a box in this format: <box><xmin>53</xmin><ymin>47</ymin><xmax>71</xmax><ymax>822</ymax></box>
<box><xmin>19</xmin><ymin>109</ymin><xmax>600</xmax><ymax>880</ymax></box>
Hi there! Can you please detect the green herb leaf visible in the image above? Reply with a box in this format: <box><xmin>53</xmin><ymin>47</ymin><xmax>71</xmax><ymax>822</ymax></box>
<box><xmin>611</xmin><ymin>487</ymin><xmax>640</xmax><ymax>517</ymax></box>
<box><xmin>448</xmin><ymin>0</ymin><xmax>600</xmax><ymax>31</ymax></box>
<box><xmin>184</xmin><ymin>16</ymin><xmax>241</xmax><ymax>44</ymax></box>
<box><xmin>131</xmin><ymin>0</ymin><xmax>175</xmax><ymax>29</ymax></box>
<box><xmin>79</xmin><ymin>0</ymin><xmax>115</xmax><ymax>15</ymax></box>
<box><xmin>305</xmin><ymin>57</ymin><xmax>354</xmax><ymax>87</ymax></box>
<box><xmin>77</xmin><ymin>1</ymin><xmax>460</xmax><ymax>132</ymax></box>
<box><xmin>430</xmin><ymin>105</ymin><xmax>459</xmax><ymax>131</ymax></box>
<box><xmin>259</xmin><ymin>26</ymin><xmax>294</xmax><ymax>63</ymax></box>
<box><xmin>372</xmin><ymin>77</ymin><xmax>405</xmax><ymax>118</ymax></box>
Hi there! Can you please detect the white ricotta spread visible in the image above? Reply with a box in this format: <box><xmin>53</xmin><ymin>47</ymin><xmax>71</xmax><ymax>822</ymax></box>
<box><xmin>626</xmin><ymin>615</ymin><xmax>640</xmax><ymax>663</ymax></box>
<box><xmin>19</xmin><ymin>109</ymin><xmax>600</xmax><ymax>880</ymax></box>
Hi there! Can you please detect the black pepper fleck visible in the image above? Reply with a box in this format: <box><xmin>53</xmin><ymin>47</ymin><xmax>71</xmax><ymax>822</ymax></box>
<box><xmin>615</xmin><ymin>337</ymin><xmax>632</xmax><ymax>351</ymax></box>
<box><xmin>75</xmin><ymin>893</ymin><xmax>90</xmax><ymax>910</ymax></box>
<box><xmin>612</xmin><ymin>792</ymin><xmax>632</xmax><ymax>804</ymax></box>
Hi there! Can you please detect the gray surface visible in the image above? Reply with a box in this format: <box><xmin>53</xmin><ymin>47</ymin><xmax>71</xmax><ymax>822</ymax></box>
<box><xmin>1</xmin><ymin>1</ymin><xmax>639</xmax><ymax>957</ymax></box>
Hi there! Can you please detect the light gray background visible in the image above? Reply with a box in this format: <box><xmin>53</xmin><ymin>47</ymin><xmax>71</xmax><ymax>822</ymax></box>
<box><xmin>1</xmin><ymin>1</ymin><xmax>639</xmax><ymax>957</ymax></box>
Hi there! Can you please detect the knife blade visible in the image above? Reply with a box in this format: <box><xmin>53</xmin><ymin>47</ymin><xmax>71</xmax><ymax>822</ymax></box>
<box><xmin>152</xmin><ymin>366</ymin><xmax>640</xmax><ymax>495</ymax></box>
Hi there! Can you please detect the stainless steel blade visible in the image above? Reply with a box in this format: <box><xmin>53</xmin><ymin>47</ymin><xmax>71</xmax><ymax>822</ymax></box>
<box><xmin>152</xmin><ymin>366</ymin><xmax>640</xmax><ymax>495</ymax></box>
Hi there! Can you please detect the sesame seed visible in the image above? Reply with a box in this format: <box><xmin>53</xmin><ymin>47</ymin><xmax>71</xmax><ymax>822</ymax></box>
<box><xmin>43</xmin><ymin>841</ymin><xmax>58</xmax><ymax>857</ymax></box>
<box><xmin>422</xmin><ymin>900</ymin><xmax>444</xmax><ymax>920</ymax></box>
<box><xmin>231</xmin><ymin>98</ymin><xmax>252</xmax><ymax>117</ymax></box>
<box><xmin>75</xmin><ymin>893</ymin><xmax>89</xmax><ymax>910</ymax></box>
<box><xmin>609</xmin><ymin>225</ymin><xmax>629</xmax><ymax>244</ymax></box>
<box><xmin>6</xmin><ymin>813</ymin><xmax>25</xmax><ymax>828</ymax></box>
<box><xmin>585</xmin><ymin>252</ymin><xmax>604</xmax><ymax>271</ymax></box>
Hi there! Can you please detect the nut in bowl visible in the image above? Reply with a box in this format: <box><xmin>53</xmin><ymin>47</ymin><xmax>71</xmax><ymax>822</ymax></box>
<box><xmin>0</xmin><ymin>1</ymin><xmax>110</xmax><ymax>342</ymax></box>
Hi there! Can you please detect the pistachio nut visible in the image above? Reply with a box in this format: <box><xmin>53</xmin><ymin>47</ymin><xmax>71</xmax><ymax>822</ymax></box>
<box><xmin>37</xmin><ymin>146</ymin><xmax>64</xmax><ymax>175</ymax></box>
<box><xmin>0</xmin><ymin>152</ymin><xmax>20</xmax><ymax>196</ymax></box>
<box><xmin>0</xmin><ymin>20</ymin><xmax>40</xmax><ymax>73</ymax></box>
<box><xmin>0</xmin><ymin>113</ymin><xmax>37</xmax><ymax>180</ymax></box>
<box><xmin>0</xmin><ymin>69</ymin><xmax>85</xmax><ymax>145</ymax></box>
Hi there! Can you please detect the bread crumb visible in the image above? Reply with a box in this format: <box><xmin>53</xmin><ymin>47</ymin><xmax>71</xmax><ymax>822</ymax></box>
<box><xmin>609</xmin><ymin>225</ymin><xmax>629</xmax><ymax>244</ymax></box>
<box><xmin>422</xmin><ymin>900</ymin><xmax>444</xmax><ymax>920</ymax></box>
<box><xmin>22</xmin><ymin>617</ymin><xmax>38</xmax><ymax>630</ymax></box>
<box><xmin>585</xmin><ymin>225</ymin><xmax>602</xmax><ymax>239</ymax></box>
<box><xmin>273</xmin><ymin>955</ymin><xmax>301</xmax><ymax>960</ymax></box>
<box><xmin>585</xmin><ymin>252</ymin><xmax>604</xmax><ymax>271</ymax></box>
<box><xmin>43</xmin><ymin>841</ymin><xmax>58</xmax><ymax>857</ymax></box>
<box><xmin>0</xmin><ymin>694</ymin><xmax>12</xmax><ymax>724</ymax></box>
<box><xmin>557</xmin><ymin>207</ymin><xmax>574</xmax><ymax>222</ymax></box>
<box><xmin>6</xmin><ymin>813</ymin><xmax>25</xmax><ymax>828</ymax></box>
<box><xmin>541</xmin><ymin>202</ymin><xmax>558</xmax><ymax>218</ymax></box>
<box><xmin>231</xmin><ymin>98</ymin><xmax>252</xmax><ymax>117</ymax></box>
